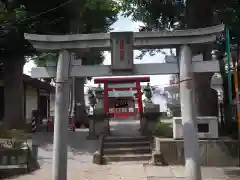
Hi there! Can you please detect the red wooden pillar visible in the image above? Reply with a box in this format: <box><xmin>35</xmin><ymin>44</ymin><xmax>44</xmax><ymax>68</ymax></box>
<box><xmin>136</xmin><ymin>81</ymin><xmax>143</xmax><ymax>113</ymax></box>
<box><xmin>103</xmin><ymin>82</ymin><xmax>108</xmax><ymax>114</ymax></box>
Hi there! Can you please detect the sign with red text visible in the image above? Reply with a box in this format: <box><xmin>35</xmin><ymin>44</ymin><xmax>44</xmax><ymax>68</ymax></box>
<box><xmin>110</xmin><ymin>32</ymin><xmax>133</xmax><ymax>71</ymax></box>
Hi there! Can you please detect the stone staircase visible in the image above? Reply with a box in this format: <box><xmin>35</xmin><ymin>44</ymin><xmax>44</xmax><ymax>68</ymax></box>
<box><xmin>102</xmin><ymin>136</ymin><xmax>152</xmax><ymax>163</ymax></box>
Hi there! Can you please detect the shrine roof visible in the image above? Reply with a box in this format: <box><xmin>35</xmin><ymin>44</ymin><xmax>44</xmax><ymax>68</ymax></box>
<box><xmin>94</xmin><ymin>76</ymin><xmax>150</xmax><ymax>83</ymax></box>
<box><xmin>0</xmin><ymin>74</ymin><xmax>55</xmax><ymax>92</ymax></box>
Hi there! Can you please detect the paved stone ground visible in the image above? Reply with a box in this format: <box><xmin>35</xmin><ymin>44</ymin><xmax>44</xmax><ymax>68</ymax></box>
<box><xmin>3</xmin><ymin>123</ymin><xmax>240</xmax><ymax>179</ymax></box>
<box><xmin>4</xmin><ymin>164</ymin><xmax>240</xmax><ymax>180</ymax></box>
<box><xmin>32</xmin><ymin>129</ymin><xmax>99</xmax><ymax>167</ymax></box>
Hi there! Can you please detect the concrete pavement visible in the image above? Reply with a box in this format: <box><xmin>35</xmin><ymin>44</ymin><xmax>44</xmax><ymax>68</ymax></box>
<box><xmin>32</xmin><ymin>129</ymin><xmax>99</xmax><ymax>167</ymax></box>
<box><xmin>3</xmin><ymin>125</ymin><xmax>240</xmax><ymax>179</ymax></box>
<box><xmin>4</xmin><ymin>164</ymin><xmax>240</xmax><ymax>179</ymax></box>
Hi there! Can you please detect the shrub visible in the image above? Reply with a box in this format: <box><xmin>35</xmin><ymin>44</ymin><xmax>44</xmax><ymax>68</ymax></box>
<box><xmin>0</xmin><ymin>126</ymin><xmax>30</xmax><ymax>149</ymax></box>
<box><xmin>156</xmin><ymin>119</ymin><xmax>173</xmax><ymax>138</ymax></box>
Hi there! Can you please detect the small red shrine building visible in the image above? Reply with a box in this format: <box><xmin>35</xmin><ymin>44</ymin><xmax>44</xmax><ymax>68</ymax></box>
<box><xmin>94</xmin><ymin>76</ymin><xmax>150</xmax><ymax>118</ymax></box>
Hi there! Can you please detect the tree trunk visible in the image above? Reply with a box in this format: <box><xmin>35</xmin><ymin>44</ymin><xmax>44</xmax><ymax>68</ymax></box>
<box><xmin>3</xmin><ymin>57</ymin><xmax>25</xmax><ymax>129</ymax></box>
<box><xmin>219</xmin><ymin>56</ymin><xmax>231</xmax><ymax>128</ymax></box>
<box><xmin>194</xmin><ymin>73</ymin><xmax>218</xmax><ymax>116</ymax></box>
<box><xmin>74</xmin><ymin>77</ymin><xmax>87</xmax><ymax>127</ymax></box>
<box><xmin>69</xmin><ymin>14</ymin><xmax>88</xmax><ymax>128</ymax></box>
<box><xmin>186</xmin><ymin>0</ymin><xmax>218</xmax><ymax>116</ymax></box>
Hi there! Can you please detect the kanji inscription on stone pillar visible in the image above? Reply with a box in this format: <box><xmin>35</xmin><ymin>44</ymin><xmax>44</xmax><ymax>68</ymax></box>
<box><xmin>110</xmin><ymin>32</ymin><xmax>133</xmax><ymax>71</ymax></box>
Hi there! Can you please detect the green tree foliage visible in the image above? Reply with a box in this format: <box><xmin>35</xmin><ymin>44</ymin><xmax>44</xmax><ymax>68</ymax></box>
<box><xmin>0</xmin><ymin>0</ymin><xmax>120</xmax><ymax>129</ymax></box>
<box><xmin>121</xmin><ymin>0</ymin><xmax>185</xmax><ymax>30</ymax></box>
<box><xmin>0</xmin><ymin>2</ymin><xmax>35</xmax><ymax>129</ymax></box>
<box><xmin>120</xmin><ymin>0</ymin><xmax>240</xmax><ymax>49</ymax></box>
<box><xmin>0</xmin><ymin>4</ymin><xmax>33</xmax><ymax>59</ymax></box>
<box><xmin>29</xmin><ymin>0</ymin><xmax>120</xmax><ymax>66</ymax></box>
<box><xmin>120</xmin><ymin>0</ymin><xmax>240</xmax><ymax>133</ymax></box>
<box><xmin>1</xmin><ymin>0</ymin><xmax>120</xmax><ymax>64</ymax></box>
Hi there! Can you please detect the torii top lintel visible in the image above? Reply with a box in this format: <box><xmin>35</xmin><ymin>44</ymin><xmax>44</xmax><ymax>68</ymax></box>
<box><xmin>24</xmin><ymin>24</ymin><xmax>224</xmax><ymax>51</ymax></box>
<box><xmin>94</xmin><ymin>76</ymin><xmax>150</xmax><ymax>84</ymax></box>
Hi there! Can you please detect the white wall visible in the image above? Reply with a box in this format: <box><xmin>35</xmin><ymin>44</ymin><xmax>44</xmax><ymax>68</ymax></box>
<box><xmin>50</xmin><ymin>93</ymin><xmax>55</xmax><ymax>117</ymax></box>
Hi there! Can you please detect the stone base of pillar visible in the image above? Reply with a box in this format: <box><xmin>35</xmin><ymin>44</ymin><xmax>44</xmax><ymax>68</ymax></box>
<box><xmin>92</xmin><ymin>150</ymin><xmax>106</xmax><ymax>165</ymax></box>
<box><xmin>150</xmin><ymin>150</ymin><xmax>168</xmax><ymax>166</ymax></box>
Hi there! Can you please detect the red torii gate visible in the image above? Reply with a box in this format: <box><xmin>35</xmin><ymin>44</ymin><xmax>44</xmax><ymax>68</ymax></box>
<box><xmin>94</xmin><ymin>76</ymin><xmax>150</xmax><ymax>118</ymax></box>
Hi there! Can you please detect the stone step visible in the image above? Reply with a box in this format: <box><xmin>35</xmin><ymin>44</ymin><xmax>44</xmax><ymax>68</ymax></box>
<box><xmin>109</xmin><ymin>161</ymin><xmax>150</xmax><ymax>165</ymax></box>
<box><xmin>103</xmin><ymin>141</ymin><xmax>151</xmax><ymax>148</ymax></box>
<box><xmin>103</xmin><ymin>147</ymin><xmax>151</xmax><ymax>155</ymax></box>
<box><xmin>104</xmin><ymin>136</ymin><xmax>149</xmax><ymax>143</ymax></box>
<box><xmin>104</xmin><ymin>154</ymin><xmax>152</xmax><ymax>162</ymax></box>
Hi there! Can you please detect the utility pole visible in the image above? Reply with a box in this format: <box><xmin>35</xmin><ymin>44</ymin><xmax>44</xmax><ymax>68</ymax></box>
<box><xmin>179</xmin><ymin>45</ymin><xmax>202</xmax><ymax>180</ymax></box>
<box><xmin>52</xmin><ymin>50</ymin><xmax>71</xmax><ymax>180</ymax></box>
<box><xmin>233</xmin><ymin>61</ymin><xmax>240</xmax><ymax>140</ymax></box>
<box><xmin>226</xmin><ymin>27</ymin><xmax>233</xmax><ymax>106</ymax></box>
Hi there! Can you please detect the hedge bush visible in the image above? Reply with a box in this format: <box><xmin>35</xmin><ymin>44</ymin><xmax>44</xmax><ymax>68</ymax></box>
<box><xmin>0</xmin><ymin>126</ymin><xmax>30</xmax><ymax>149</ymax></box>
<box><xmin>156</xmin><ymin>119</ymin><xmax>173</xmax><ymax>138</ymax></box>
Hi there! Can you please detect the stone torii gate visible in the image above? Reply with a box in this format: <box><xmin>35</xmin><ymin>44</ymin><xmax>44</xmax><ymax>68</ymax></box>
<box><xmin>25</xmin><ymin>24</ymin><xmax>224</xmax><ymax>180</ymax></box>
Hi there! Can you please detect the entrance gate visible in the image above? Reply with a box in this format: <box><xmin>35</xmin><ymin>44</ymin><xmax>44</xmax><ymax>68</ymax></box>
<box><xmin>94</xmin><ymin>76</ymin><xmax>150</xmax><ymax>118</ymax></box>
<box><xmin>25</xmin><ymin>24</ymin><xmax>224</xmax><ymax>180</ymax></box>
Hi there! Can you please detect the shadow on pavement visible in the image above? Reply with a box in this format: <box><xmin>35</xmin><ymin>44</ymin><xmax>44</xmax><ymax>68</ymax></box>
<box><xmin>0</xmin><ymin>169</ymin><xmax>28</xmax><ymax>179</ymax></box>
<box><xmin>33</xmin><ymin>129</ymin><xmax>99</xmax><ymax>153</ymax></box>
<box><xmin>31</xmin><ymin>129</ymin><xmax>99</xmax><ymax>166</ymax></box>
